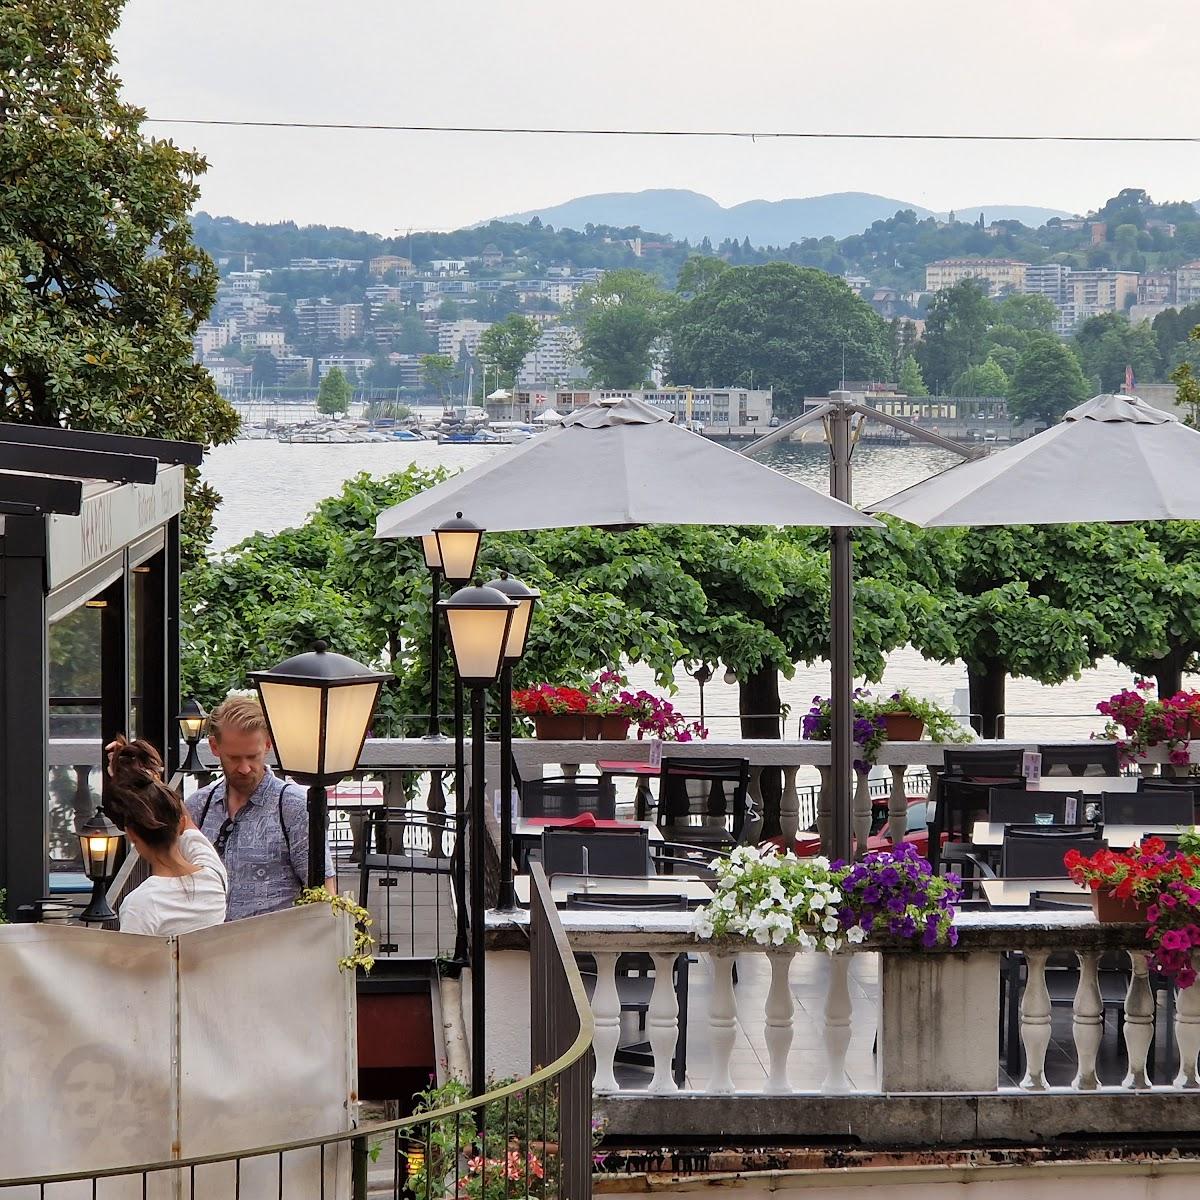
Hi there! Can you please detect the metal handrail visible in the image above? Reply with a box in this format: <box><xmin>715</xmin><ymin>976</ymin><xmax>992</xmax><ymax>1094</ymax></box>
<box><xmin>0</xmin><ymin>863</ymin><xmax>595</xmax><ymax>1192</ymax></box>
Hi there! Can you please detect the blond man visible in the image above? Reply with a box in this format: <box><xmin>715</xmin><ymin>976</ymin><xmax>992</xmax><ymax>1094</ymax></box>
<box><xmin>187</xmin><ymin>695</ymin><xmax>335</xmax><ymax>920</ymax></box>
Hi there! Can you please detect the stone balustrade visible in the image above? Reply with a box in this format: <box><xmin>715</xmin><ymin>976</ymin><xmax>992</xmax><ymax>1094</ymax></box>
<box><xmin>547</xmin><ymin>910</ymin><xmax>1200</xmax><ymax>1098</ymax></box>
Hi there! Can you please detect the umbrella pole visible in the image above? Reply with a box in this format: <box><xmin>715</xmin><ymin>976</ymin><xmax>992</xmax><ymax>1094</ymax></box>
<box><xmin>829</xmin><ymin>393</ymin><xmax>855</xmax><ymax>864</ymax></box>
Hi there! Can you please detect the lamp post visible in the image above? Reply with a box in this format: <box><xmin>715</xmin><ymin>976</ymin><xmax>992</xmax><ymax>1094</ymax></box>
<box><xmin>419</xmin><ymin>534</ymin><xmax>445</xmax><ymax>740</ymax></box>
<box><xmin>691</xmin><ymin>664</ymin><xmax>712</xmax><ymax>728</ymax></box>
<box><xmin>249</xmin><ymin>643</ymin><xmax>389</xmax><ymax>887</ymax></box>
<box><xmin>485</xmin><ymin>572</ymin><xmax>539</xmax><ymax>911</ymax></box>
<box><xmin>439</xmin><ymin>582</ymin><xmax>517</xmax><ymax>1099</ymax></box>
<box><xmin>176</xmin><ymin>698</ymin><xmax>208</xmax><ymax>774</ymax></box>
<box><xmin>77</xmin><ymin>808</ymin><xmax>125</xmax><ymax>924</ymax></box>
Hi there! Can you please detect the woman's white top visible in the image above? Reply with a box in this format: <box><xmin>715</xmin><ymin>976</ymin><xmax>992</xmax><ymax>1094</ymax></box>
<box><xmin>118</xmin><ymin>830</ymin><xmax>229</xmax><ymax>936</ymax></box>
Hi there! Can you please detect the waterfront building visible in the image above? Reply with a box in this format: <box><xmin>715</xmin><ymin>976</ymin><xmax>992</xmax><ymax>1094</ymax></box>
<box><xmin>317</xmin><ymin>354</ymin><xmax>374</xmax><ymax>381</ymax></box>
<box><xmin>516</xmin><ymin>325</ymin><xmax>584</xmax><ymax>387</ymax></box>
<box><xmin>437</xmin><ymin>318</ymin><xmax>493</xmax><ymax>358</ymax></box>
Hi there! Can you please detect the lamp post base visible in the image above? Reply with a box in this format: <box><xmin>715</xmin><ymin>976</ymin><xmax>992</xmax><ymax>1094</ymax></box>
<box><xmin>420</xmin><ymin>732</ymin><xmax>449</xmax><ymax>742</ymax></box>
<box><xmin>79</xmin><ymin>878</ymin><xmax>116</xmax><ymax>925</ymax></box>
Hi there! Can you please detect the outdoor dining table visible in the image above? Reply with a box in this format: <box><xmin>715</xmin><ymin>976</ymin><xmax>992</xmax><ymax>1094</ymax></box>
<box><xmin>511</xmin><ymin>872</ymin><xmax>714</xmax><ymax>907</ymax></box>
<box><xmin>980</xmin><ymin>879</ymin><xmax>1091</xmax><ymax>909</ymax></box>
<box><xmin>1026</xmin><ymin>776</ymin><xmax>1138</xmax><ymax>794</ymax></box>
<box><xmin>971</xmin><ymin>820</ymin><xmax>1184</xmax><ymax>850</ymax></box>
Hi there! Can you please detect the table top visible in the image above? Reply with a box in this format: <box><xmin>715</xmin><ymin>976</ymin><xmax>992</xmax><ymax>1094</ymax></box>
<box><xmin>1026</xmin><ymin>775</ymin><xmax>1137</xmax><ymax>794</ymax></box>
<box><xmin>972</xmin><ymin>819</ymin><xmax>1182</xmax><ymax>849</ymax></box>
<box><xmin>512</xmin><ymin>817</ymin><xmax>664</xmax><ymax>842</ymax></box>
<box><xmin>596</xmin><ymin>760</ymin><xmax>659</xmax><ymax>776</ymax></box>
<box><xmin>981</xmin><ymin>879</ymin><xmax>1090</xmax><ymax>909</ymax></box>
<box><xmin>512</xmin><ymin>873</ymin><xmax>714</xmax><ymax>906</ymax></box>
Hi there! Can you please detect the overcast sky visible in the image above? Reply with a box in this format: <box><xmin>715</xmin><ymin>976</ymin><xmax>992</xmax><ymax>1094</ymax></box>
<box><xmin>114</xmin><ymin>1</ymin><xmax>1199</xmax><ymax>235</ymax></box>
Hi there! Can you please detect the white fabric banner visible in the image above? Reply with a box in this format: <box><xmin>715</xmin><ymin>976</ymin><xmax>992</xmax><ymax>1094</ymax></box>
<box><xmin>0</xmin><ymin>905</ymin><xmax>356</xmax><ymax>1198</ymax></box>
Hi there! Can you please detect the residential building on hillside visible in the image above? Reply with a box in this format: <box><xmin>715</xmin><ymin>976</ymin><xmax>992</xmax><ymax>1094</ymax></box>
<box><xmin>1066</xmin><ymin>270</ymin><xmax>1138</xmax><ymax>314</ymax></box>
<box><xmin>193</xmin><ymin>322</ymin><xmax>233</xmax><ymax>357</ymax></box>
<box><xmin>204</xmin><ymin>358</ymin><xmax>252</xmax><ymax>388</ymax></box>
<box><xmin>480</xmin><ymin>244</ymin><xmax>504</xmax><ymax>268</ymax></box>
<box><xmin>288</xmin><ymin>257</ymin><xmax>363</xmax><ymax>271</ymax></box>
<box><xmin>368</xmin><ymin>255</ymin><xmax>415</xmax><ymax>276</ymax></box>
<box><xmin>385</xmin><ymin>353</ymin><xmax>425</xmax><ymax>388</ymax></box>
<box><xmin>1138</xmin><ymin>272</ymin><xmax>1174</xmax><ymax>306</ymax></box>
<box><xmin>239</xmin><ymin>329</ymin><xmax>286</xmax><ymax>353</ymax></box>
<box><xmin>429</xmin><ymin>259</ymin><xmax>467</xmax><ymax>275</ymax></box>
<box><xmin>274</xmin><ymin>354</ymin><xmax>314</xmax><ymax>381</ymax></box>
<box><xmin>925</xmin><ymin>258</ymin><xmax>1029</xmax><ymax>294</ymax></box>
<box><xmin>317</xmin><ymin>354</ymin><xmax>373</xmax><ymax>381</ymax></box>
<box><xmin>516</xmin><ymin>326</ymin><xmax>583</xmax><ymax>387</ymax></box>
<box><xmin>295</xmin><ymin>299</ymin><xmax>365</xmax><ymax>340</ymax></box>
<box><xmin>1176</xmin><ymin>262</ymin><xmax>1200</xmax><ymax>307</ymax></box>
<box><xmin>437</xmin><ymin>319</ymin><xmax>492</xmax><ymax>358</ymax></box>
<box><xmin>1022</xmin><ymin>263</ymin><xmax>1072</xmax><ymax>305</ymax></box>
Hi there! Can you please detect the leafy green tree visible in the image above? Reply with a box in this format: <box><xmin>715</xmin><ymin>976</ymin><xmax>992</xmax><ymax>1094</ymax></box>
<box><xmin>668</xmin><ymin>263</ymin><xmax>890</xmax><ymax>414</ymax></box>
<box><xmin>951</xmin><ymin>358</ymin><xmax>1009</xmax><ymax>398</ymax></box>
<box><xmin>316</xmin><ymin>366</ymin><xmax>352</xmax><ymax>415</ymax></box>
<box><xmin>574</xmin><ymin>269</ymin><xmax>675</xmax><ymax>387</ymax></box>
<box><xmin>477</xmin><ymin>313</ymin><xmax>541</xmax><ymax>389</ymax></box>
<box><xmin>0</xmin><ymin>0</ymin><xmax>239</xmax><ymax>559</ymax></box>
<box><xmin>1008</xmin><ymin>337</ymin><xmax>1088</xmax><ymax>423</ymax></box>
<box><xmin>282</xmin><ymin>368</ymin><xmax>311</xmax><ymax>391</ymax></box>
<box><xmin>898</xmin><ymin>355</ymin><xmax>928</xmax><ymax>396</ymax></box>
<box><xmin>420</xmin><ymin>353</ymin><xmax>456</xmax><ymax>399</ymax></box>
<box><xmin>992</xmin><ymin>293</ymin><xmax>1057</xmax><ymax>333</ymax></box>
<box><xmin>916</xmin><ymin>280</ymin><xmax>993</xmax><ymax>393</ymax></box>
<box><xmin>676</xmin><ymin>256</ymin><xmax>729</xmax><ymax>298</ymax></box>
<box><xmin>1171</xmin><ymin>326</ymin><xmax>1200</xmax><ymax>428</ymax></box>
<box><xmin>1073</xmin><ymin>313</ymin><xmax>1161</xmax><ymax>392</ymax></box>
<box><xmin>436</xmin><ymin>299</ymin><xmax>461</xmax><ymax>321</ymax></box>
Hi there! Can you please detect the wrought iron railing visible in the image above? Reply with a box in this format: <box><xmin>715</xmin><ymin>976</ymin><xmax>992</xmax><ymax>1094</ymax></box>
<box><xmin>0</xmin><ymin>864</ymin><xmax>594</xmax><ymax>1199</ymax></box>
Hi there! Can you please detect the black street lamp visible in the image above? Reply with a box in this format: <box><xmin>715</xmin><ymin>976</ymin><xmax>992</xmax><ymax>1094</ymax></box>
<box><xmin>249</xmin><ymin>643</ymin><xmax>389</xmax><ymax>887</ymax></box>
<box><xmin>439</xmin><ymin>582</ymin><xmax>517</xmax><ymax>1099</ymax></box>
<box><xmin>485</xmin><ymin>572</ymin><xmax>539</xmax><ymax>911</ymax></box>
<box><xmin>691</xmin><ymin>664</ymin><xmax>713</xmax><ymax>728</ymax></box>
<box><xmin>77</xmin><ymin>808</ymin><xmax>125</xmax><ymax>924</ymax></box>
<box><xmin>176</xmin><ymin>698</ymin><xmax>208</xmax><ymax>774</ymax></box>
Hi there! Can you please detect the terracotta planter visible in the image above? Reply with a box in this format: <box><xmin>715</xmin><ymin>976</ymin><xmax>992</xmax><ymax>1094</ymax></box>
<box><xmin>1091</xmin><ymin>888</ymin><xmax>1148</xmax><ymax>923</ymax></box>
<box><xmin>597</xmin><ymin>715</ymin><xmax>631</xmax><ymax>741</ymax></box>
<box><xmin>880</xmin><ymin>712</ymin><xmax>925</xmax><ymax>741</ymax></box>
<box><xmin>532</xmin><ymin>713</ymin><xmax>587</xmax><ymax>740</ymax></box>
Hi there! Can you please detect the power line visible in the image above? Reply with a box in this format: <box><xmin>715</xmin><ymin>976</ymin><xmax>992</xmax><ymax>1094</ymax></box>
<box><xmin>143</xmin><ymin>118</ymin><xmax>1200</xmax><ymax>144</ymax></box>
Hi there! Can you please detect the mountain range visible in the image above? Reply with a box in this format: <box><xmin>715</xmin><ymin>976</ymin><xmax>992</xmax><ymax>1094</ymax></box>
<box><xmin>492</xmin><ymin>189</ymin><xmax>1075</xmax><ymax>246</ymax></box>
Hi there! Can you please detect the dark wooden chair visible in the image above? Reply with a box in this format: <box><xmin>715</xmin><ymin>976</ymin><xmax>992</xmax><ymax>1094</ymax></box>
<box><xmin>1037</xmin><ymin>743</ymin><xmax>1121</xmax><ymax>777</ymax></box>
<box><xmin>1099</xmin><ymin>790</ymin><xmax>1194</xmax><ymax>827</ymax></box>
<box><xmin>651</xmin><ymin>757</ymin><xmax>750</xmax><ymax>849</ymax></box>
<box><xmin>542</xmin><ymin>827</ymin><xmax>651</xmax><ymax>878</ymax></box>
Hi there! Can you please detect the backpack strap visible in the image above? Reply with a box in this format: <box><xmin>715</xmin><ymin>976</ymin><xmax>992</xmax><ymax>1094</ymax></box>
<box><xmin>279</xmin><ymin>792</ymin><xmax>292</xmax><ymax>854</ymax></box>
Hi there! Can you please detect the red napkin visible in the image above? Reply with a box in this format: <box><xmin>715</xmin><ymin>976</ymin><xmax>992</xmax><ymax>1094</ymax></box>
<box><xmin>561</xmin><ymin>812</ymin><xmax>598</xmax><ymax>829</ymax></box>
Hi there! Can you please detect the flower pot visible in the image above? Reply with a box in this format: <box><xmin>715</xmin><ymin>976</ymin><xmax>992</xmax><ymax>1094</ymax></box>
<box><xmin>532</xmin><ymin>713</ymin><xmax>587</xmax><ymax>740</ymax></box>
<box><xmin>596</xmin><ymin>715</ymin><xmax>631</xmax><ymax>740</ymax></box>
<box><xmin>880</xmin><ymin>712</ymin><xmax>925</xmax><ymax>741</ymax></box>
<box><xmin>1091</xmin><ymin>888</ymin><xmax>1148</xmax><ymax>923</ymax></box>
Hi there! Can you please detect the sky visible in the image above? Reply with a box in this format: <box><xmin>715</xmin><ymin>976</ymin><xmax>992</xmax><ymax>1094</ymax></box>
<box><xmin>114</xmin><ymin>0</ymin><xmax>1200</xmax><ymax>235</ymax></box>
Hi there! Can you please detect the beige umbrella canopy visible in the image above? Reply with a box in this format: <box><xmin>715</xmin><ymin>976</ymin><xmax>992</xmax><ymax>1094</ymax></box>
<box><xmin>376</xmin><ymin>396</ymin><xmax>879</xmax><ymax>537</ymax></box>
<box><xmin>868</xmin><ymin>394</ymin><xmax>1200</xmax><ymax>527</ymax></box>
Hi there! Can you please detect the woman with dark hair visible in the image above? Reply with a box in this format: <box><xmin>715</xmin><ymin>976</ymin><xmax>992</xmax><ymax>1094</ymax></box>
<box><xmin>104</xmin><ymin>737</ymin><xmax>227</xmax><ymax>935</ymax></box>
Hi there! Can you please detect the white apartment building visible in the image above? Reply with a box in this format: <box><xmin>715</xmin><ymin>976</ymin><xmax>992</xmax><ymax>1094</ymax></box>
<box><xmin>274</xmin><ymin>355</ymin><xmax>314</xmax><ymax>381</ymax></box>
<box><xmin>429</xmin><ymin>259</ymin><xmax>467</xmax><ymax>275</ymax></box>
<box><xmin>497</xmin><ymin>387</ymin><xmax>773</xmax><ymax>434</ymax></box>
<box><xmin>288</xmin><ymin>258</ymin><xmax>363</xmax><ymax>272</ymax></box>
<box><xmin>1176</xmin><ymin>262</ymin><xmax>1200</xmax><ymax>307</ymax></box>
<box><xmin>437</xmin><ymin>319</ymin><xmax>492</xmax><ymax>358</ymax></box>
<box><xmin>295</xmin><ymin>299</ymin><xmax>365</xmax><ymax>340</ymax></box>
<box><xmin>1022</xmin><ymin>263</ymin><xmax>1072</xmax><ymax>305</ymax></box>
<box><xmin>516</xmin><ymin>326</ymin><xmax>584</xmax><ymax>387</ymax></box>
<box><xmin>318</xmin><ymin>355</ymin><xmax>374</xmax><ymax>381</ymax></box>
<box><xmin>239</xmin><ymin>330</ymin><xmax>287</xmax><ymax>353</ymax></box>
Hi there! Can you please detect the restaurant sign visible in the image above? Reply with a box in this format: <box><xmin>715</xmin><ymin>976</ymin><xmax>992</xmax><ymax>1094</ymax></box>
<box><xmin>46</xmin><ymin>464</ymin><xmax>185</xmax><ymax>588</ymax></box>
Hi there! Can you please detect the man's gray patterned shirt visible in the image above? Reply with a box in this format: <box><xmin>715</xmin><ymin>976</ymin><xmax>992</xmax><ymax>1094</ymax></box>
<box><xmin>187</xmin><ymin>769</ymin><xmax>334</xmax><ymax>921</ymax></box>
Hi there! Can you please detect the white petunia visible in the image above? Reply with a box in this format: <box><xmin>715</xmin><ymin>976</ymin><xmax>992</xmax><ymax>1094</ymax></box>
<box><xmin>846</xmin><ymin>926</ymin><xmax>867</xmax><ymax>944</ymax></box>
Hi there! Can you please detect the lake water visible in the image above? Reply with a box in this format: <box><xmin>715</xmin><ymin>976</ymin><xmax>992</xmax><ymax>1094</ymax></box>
<box><xmin>202</xmin><ymin>437</ymin><xmax>1159</xmax><ymax>742</ymax></box>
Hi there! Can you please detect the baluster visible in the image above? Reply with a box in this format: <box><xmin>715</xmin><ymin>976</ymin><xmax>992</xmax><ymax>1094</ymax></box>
<box><xmin>425</xmin><ymin>769</ymin><xmax>447</xmax><ymax>858</ymax></box>
<box><xmin>822</xmin><ymin>953</ymin><xmax>852</xmax><ymax>1094</ymax></box>
<box><xmin>708</xmin><ymin>953</ymin><xmax>737</xmax><ymax>1094</ymax></box>
<box><xmin>764</xmin><ymin>951</ymin><xmax>796</xmax><ymax>1093</ymax></box>
<box><xmin>774</xmin><ymin>766</ymin><xmax>796</xmax><ymax>848</ymax></box>
<box><xmin>1072</xmin><ymin>951</ymin><xmax>1103</xmax><ymax>1089</ymax></box>
<box><xmin>1122</xmin><ymin>950</ymin><xmax>1154</xmax><ymax>1090</ymax></box>
<box><xmin>852</xmin><ymin>772</ymin><xmax>871</xmax><ymax>857</ymax></box>
<box><xmin>591</xmin><ymin>952</ymin><xmax>621</xmax><ymax>1093</ymax></box>
<box><xmin>1019</xmin><ymin>949</ymin><xmax>1052</xmax><ymax>1089</ymax></box>
<box><xmin>887</xmin><ymin>766</ymin><xmax>908</xmax><ymax>847</ymax></box>
<box><xmin>816</xmin><ymin>765</ymin><xmax>832</xmax><ymax>854</ymax></box>
<box><xmin>1174</xmin><ymin>953</ymin><xmax>1200</xmax><ymax>1088</ymax></box>
<box><xmin>561</xmin><ymin>761</ymin><xmax>579</xmax><ymax>782</ymax></box>
<box><xmin>647</xmin><ymin>952</ymin><xmax>680</xmax><ymax>1093</ymax></box>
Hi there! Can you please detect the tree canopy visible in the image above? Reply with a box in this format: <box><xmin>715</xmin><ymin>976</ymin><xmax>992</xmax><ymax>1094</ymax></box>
<box><xmin>0</xmin><ymin>0</ymin><xmax>239</xmax><ymax>556</ymax></box>
<box><xmin>477</xmin><ymin>313</ymin><xmax>541</xmax><ymax>390</ymax></box>
<box><xmin>574</xmin><ymin>269</ymin><xmax>676</xmax><ymax>388</ymax></box>
<box><xmin>1007</xmin><ymin>336</ymin><xmax>1089</xmax><ymax>423</ymax></box>
<box><xmin>316</xmin><ymin>367</ymin><xmax>352</xmax><ymax>415</ymax></box>
<box><xmin>668</xmin><ymin>263</ymin><xmax>890</xmax><ymax>414</ymax></box>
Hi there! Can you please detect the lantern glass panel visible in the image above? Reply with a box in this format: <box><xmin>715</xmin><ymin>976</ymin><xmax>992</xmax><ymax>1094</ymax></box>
<box><xmin>258</xmin><ymin>681</ymin><xmax>323</xmax><ymax>778</ymax></box>
<box><xmin>504</xmin><ymin>597</ymin><xmax>534</xmax><ymax>660</ymax></box>
<box><xmin>323</xmin><ymin>681</ymin><xmax>383</xmax><ymax>776</ymax></box>
<box><xmin>420</xmin><ymin>533</ymin><xmax>442</xmax><ymax>570</ymax></box>
<box><xmin>445</xmin><ymin>606</ymin><xmax>513</xmax><ymax>683</ymax></box>
<box><xmin>436</xmin><ymin>529</ymin><xmax>482</xmax><ymax>583</ymax></box>
<box><xmin>179</xmin><ymin>714</ymin><xmax>205</xmax><ymax>740</ymax></box>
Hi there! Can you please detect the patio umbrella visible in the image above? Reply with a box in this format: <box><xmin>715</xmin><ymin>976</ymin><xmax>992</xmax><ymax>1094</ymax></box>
<box><xmin>867</xmin><ymin>394</ymin><xmax>1200</xmax><ymax>526</ymax></box>
<box><xmin>376</xmin><ymin>395</ymin><xmax>879</xmax><ymax>536</ymax></box>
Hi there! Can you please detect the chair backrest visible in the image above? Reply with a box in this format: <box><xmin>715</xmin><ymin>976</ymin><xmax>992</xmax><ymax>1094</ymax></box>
<box><xmin>943</xmin><ymin>748</ymin><xmax>1025</xmax><ymax>778</ymax></box>
<box><xmin>1100</xmin><ymin>789</ymin><xmax>1194</xmax><ymax>826</ymax></box>
<box><xmin>657</xmin><ymin>757</ymin><xmax>750</xmax><ymax>833</ymax></box>
<box><xmin>1001</xmin><ymin>827</ymin><xmax>1106</xmax><ymax>878</ymax></box>
<box><xmin>1037</xmin><ymin>743</ymin><xmax>1120</xmax><ymax>777</ymax></box>
<box><xmin>519</xmin><ymin>776</ymin><xmax>616</xmax><ymax>820</ymax></box>
<box><xmin>988</xmin><ymin>788</ymin><xmax>1080</xmax><ymax>825</ymax></box>
<box><xmin>940</xmin><ymin>776</ymin><xmax>1024</xmax><ymax>841</ymax></box>
<box><xmin>542</xmin><ymin>828</ymin><xmax>650</xmax><ymax>878</ymax></box>
<box><xmin>565</xmin><ymin>891</ymin><xmax>688</xmax><ymax>911</ymax></box>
